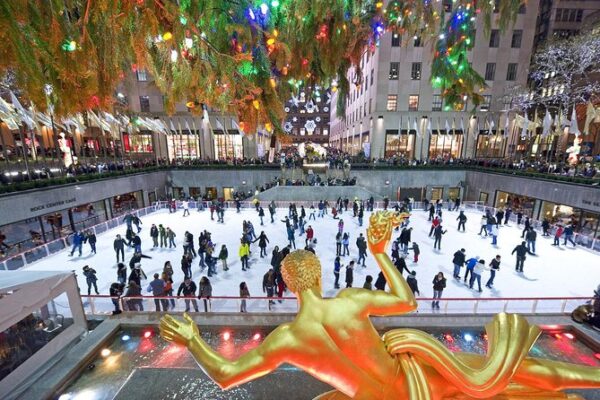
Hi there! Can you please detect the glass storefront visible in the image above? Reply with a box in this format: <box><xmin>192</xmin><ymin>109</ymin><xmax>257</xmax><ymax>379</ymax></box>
<box><xmin>167</xmin><ymin>132</ymin><xmax>200</xmax><ymax>159</ymax></box>
<box><xmin>447</xmin><ymin>187</ymin><xmax>460</xmax><ymax>201</ymax></box>
<box><xmin>539</xmin><ymin>201</ymin><xmax>600</xmax><ymax>239</ymax></box>
<box><xmin>494</xmin><ymin>191</ymin><xmax>535</xmax><ymax>216</ymax></box>
<box><xmin>223</xmin><ymin>187</ymin><xmax>234</xmax><ymax>201</ymax></box>
<box><xmin>214</xmin><ymin>131</ymin><xmax>243</xmax><ymax>159</ymax></box>
<box><xmin>431</xmin><ymin>187</ymin><xmax>444</xmax><ymax>201</ymax></box>
<box><xmin>428</xmin><ymin>132</ymin><xmax>463</xmax><ymax>159</ymax></box>
<box><xmin>123</xmin><ymin>132</ymin><xmax>154</xmax><ymax>153</ymax></box>
<box><xmin>479</xmin><ymin>192</ymin><xmax>489</xmax><ymax>203</ymax></box>
<box><xmin>384</xmin><ymin>130</ymin><xmax>415</xmax><ymax>158</ymax></box>
<box><xmin>475</xmin><ymin>132</ymin><xmax>506</xmax><ymax>158</ymax></box>
<box><xmin>112</xmin><ymin>191</ymin><xmax>142</xmax><ymax>216</ymax></box>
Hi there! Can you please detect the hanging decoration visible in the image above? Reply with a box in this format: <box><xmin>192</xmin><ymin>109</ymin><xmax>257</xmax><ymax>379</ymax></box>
<box><xmin>0</xmin><ymin>0</ymin><xmax>523</xmax><ymax>137</ymax></box>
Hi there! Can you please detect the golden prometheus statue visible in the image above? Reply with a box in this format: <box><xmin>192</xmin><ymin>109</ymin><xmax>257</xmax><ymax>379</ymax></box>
<box><xmin>160</xmin><ymin>211</ymin><xmax>600</xmax><ymax>399</ymax></box>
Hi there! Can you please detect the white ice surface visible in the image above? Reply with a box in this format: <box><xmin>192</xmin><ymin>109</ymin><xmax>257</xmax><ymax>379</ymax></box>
<box><xmin>23</xmin><ymin>206</ymin><xmax>599</xmax><ymax>311</ymax></box>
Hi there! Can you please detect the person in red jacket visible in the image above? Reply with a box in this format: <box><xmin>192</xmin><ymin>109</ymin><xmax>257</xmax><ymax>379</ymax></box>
<box><xmin>428</xmin><ymin>216</ymin><xmax>440</xmax><ymax>237</ymax></box>
<box><xmin>553</xmin><ymin>225</ymin><xmax>564</xmax><ymax>246</ymax></box>
<box><xmin>305</xmin><ymin>225</ymin><xmax>314</xmax><ymax>246</ymax></box>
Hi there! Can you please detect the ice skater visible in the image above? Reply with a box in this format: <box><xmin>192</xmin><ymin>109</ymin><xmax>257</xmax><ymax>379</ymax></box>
<box><xmin>69</xmin><ymin>231</ymin><xmax>84</xmax><ymax>257</ymax></box>
<box><xmin>83</xmin><ymin>265</ymin><xmax>99</xmax><ymax>295</ymax></box>
<box><xmin>512</xmin><ymin>241</ymin><xmax>533</xmax><ymax>273</ymax></box>
<box><xmin>486</xmin><ymin>255</ymin><xmax>501</xmax><ymax>288</ymax></box>
<box><xmin>182</xmin><ymin>199</ymin><xmax>190</xmax><ymax>216</ymax></box>
<box><xmin>456</xmin><ymin>211</ymin><xmax>467</xmax><ymax>232</ymax></box>
<box><xmin>114</xmin><ymin>234</ymin><xmax>126</xmax><ymax>262</ymax></box>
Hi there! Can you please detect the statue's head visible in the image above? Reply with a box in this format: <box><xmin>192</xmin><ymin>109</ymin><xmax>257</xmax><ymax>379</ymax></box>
<box><xmin>281</xmin><ymin>250</ymin><xmax>321</xmax><ymax>294</ymax></box>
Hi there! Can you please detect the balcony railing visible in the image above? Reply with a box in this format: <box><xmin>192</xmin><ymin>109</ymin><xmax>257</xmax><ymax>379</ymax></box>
<box><xmin>80</xmin><ymin>294</ymin><xmax>593</xmax><ymax>316</ymax></box>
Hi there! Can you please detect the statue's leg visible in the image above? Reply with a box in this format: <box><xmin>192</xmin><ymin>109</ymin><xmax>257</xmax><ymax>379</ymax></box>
<box><xmin>383</xmin><ymin>313</ymin><xmax>539</xmax><ymax>398</ymax></box>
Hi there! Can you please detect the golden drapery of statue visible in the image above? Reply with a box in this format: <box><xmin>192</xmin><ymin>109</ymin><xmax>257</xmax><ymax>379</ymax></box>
<box><xmin>160</xmin><ymin>211</ymin><xmax>600</xmax><ymax>399</ymax></box>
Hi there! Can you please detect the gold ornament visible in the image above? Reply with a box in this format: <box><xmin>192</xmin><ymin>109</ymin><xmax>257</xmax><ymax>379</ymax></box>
<box><xmin>161</xmin><ymin>211</ymin><xmax>600</xmax><ymax>399</ymax></box>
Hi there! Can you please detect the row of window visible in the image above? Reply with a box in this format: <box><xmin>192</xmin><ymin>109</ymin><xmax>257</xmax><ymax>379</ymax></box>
<box><xmin>555</xmin><ymin>8</ymin><xmax>584</xmax><ymax>22</ymax></box>
<box><xmin>389</xmin><ymin>62</ymin><xmax>518</xmax><ymax>82</ymax></box>
<box><xmin>385</xmin><ymin>94</ymin><xmax>493</xmax><ymax>112</ymax></box>
<box><xmin>390</xmin><ymin>29</ymin><xmax>523</xmax><ymax>49</ymax></box>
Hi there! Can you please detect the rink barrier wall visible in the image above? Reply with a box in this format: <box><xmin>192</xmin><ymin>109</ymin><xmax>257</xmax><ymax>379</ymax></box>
<box><xmin>79</xmin><ymin>294</ymin><xmax>595</xmax><ymax>316</ymax></box>
<box><xmin>2</xmin><ymin>200</ymin><xmax>599</xmax><ymax>271</ymax></box>
<box><xmin>0</xmin><ymin>205</ymin><xmax>160</xmax><ymax>271</ymax></box>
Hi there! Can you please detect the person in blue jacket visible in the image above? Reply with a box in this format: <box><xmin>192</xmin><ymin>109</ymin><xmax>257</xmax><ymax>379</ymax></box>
<box><xmin>69</xmin><ymin>231</ymin><xmax>84</xmax><ymax>257</ymax></box>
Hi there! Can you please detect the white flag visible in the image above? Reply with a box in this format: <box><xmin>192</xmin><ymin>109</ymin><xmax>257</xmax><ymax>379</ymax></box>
<box><xmin>584</xmin><ymin>102</ymin><xmax>597</xmax><ymax>135</ymax></box>
<box><xmin>232</xmin><ymin>120</ymin><xmax>242</xmax><ymax>132</ymax></box>
<box><xmin>184</xmin><ymin>119</ymin><xmax>193</xmax><ymax>135</ymax></box>
<box><xmin>444</xmin><ymin>119</ymin><xmax>451</xmax><ymax>134</ymax></box>
<box><xmin>542</xmin><ymin>110</ymin><xmax>553</xmax><ymax>137</ymax></box>
<box><xmin>460</xmin><ymin>117</ymin><xmax>465</xmax><ymax>134</ymax></box>
<box><xmin>569</xmin><ymin>107</ymin><xmax>580</xmax><ymax>136</ymax></box>
<box><xmin>489</xmin><ymin>118</ymin><xmax>495</xmax><ymax>132</ymax></box>
<box><xmin>215</xmin><ymin>118</ymin><xmax>225</xmax><ymax>131</ymax></box>
<box><xmin>427</xmin><ymin>118</ymin><xmax>432</xmax><ymax>134</ymax></box>
<box><xmin>412</xmin><ymin>116</ymin><xmax>419</xmax><ymax>137</ymax></box>
<box><xmin>521</xmin><ymin>116</ymin><xmax>529</xmax><ymax>138</ymax></box>
<box><xmin>503</xmin><ymin>113</ymin><xmax>510</xmax><ymax>137</ymax></box>
<box><xmin>169</xmin><ymin>119</ymin><xmax>177</xmax><ymax>133</ymax></box>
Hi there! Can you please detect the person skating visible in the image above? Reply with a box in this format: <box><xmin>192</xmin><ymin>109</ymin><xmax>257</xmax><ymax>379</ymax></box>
<box><xmin>341</xmin><ymin>232</ymin><xmax>350</xmax><ymax>256</ymax></box>
<box><xmin>553</xmin><ymin>225</ymin><xmax>564</xmax><ymax>246</ymax></box>
<box><xmin>541</xmin><ymin>218</ymin><xmax>550</xmax><ymax>236</ymax></box>
<box><xmin>363</xmin><ymin>275</ymin><xmax>373</xmax><ymax>290</ymax></box>
<box><xmin>512</xmin><ymin>241</ymin><xmax>533</xmax><ymax>273</ymax></box>
<box><xmin>428</xmin><ymin>216</ymin><xmax>440</xmax><ymax>237</ymax></box>
<box><xmin>432</xmin><ymin>272</ymin><xmax>446</xmax><ymax>309</ymax></box>
<box><xmin>563</xmin><ymin>224</ymin><xmax>576</xmax><ymax>247</ymax></box>
<box><xmin>128</xmin><ymin>251</ymin><xmax>152</xmax><ymax>269</ymax></box>
<box><xmin>159</xmin><ymin>224</ymin><xmax>167</xmax><ymax>248</ymax></box>
<box><xmin>186</xmin><ymin>231</ymin><xmax>197</xmax><ymax>258</ymax></box>
<box><xmin>218</xmin><ymin>244</ymin><xmax>229</xmax><ymax>271</ymax></box>
<box><xmin>333</xmin><ymin>256</ymin><xmax>341</xmax><ymax>289</ymax></box>
<box><xmin>123</xmin><ymin>213</ymin><xmax>134</xmax><ymax>230</ymax></box>
<box><xmin>239</xmin><ymin>282</ymin><xmax>250</xmax><ymax>312</ymax></box>
<box><xmin>345</xmin><ymin>260</ymin><xmax>355</xmax><ymax>288</ymax></box>
<box><xmin>479</xmin><ymin>215</ymin><xmax>488</xmax><ymax>236</ymax></box>
<box><xmin>85</xmin><ymin>230</ymin><xmax>97</xmax><ymax>254</ymax></box>
<box><xmin>457</xmin><ymin>211</ymin><xmax>467</xmax><ymax>232</ymax></box>
<box><xmin>69</xmin><ymin>231</ymin><xmax>84</xmax><ymax>256</ymax></box>
<box><xmin>239</xmin><ymin>239</ymin><xmax>250</xmax><ymax>271</ymax></box>
<box><xmin>433</xmin><ymin>224</ymin><xmax>447</xmax><ymax>250</ymax></box>
<box><xmin>394</xmin><ymin>254</ymin><xmax>410</xmax><ymax>276</ymax></box>
<box><xmin>268</xmin><ymin>201</ymin><xmax>276</xmax><ymax>223</ymax></box>
<box><xmin>114</xmin><ymin>234</ymin><xmax>126</xmax><ymax>263</ymax></box>
<box><xmin>287</xmin><ymin>225</ymin><xmax>296</xmax><ymax>249</ymax></box>
<box><xmin>258</xmin><ymin>206</ymin><xmax>265</xmax><ymax>226</ymax></box>
<box><xmin>128</xmin><ymin>264</ymin><xmax>147</xmax><ymax>288</ymax></box>
<box><xmin>356</xmin><ymin>233</ymin><xmax>367</xmax><ymax>267</ymax></box>
<box><xmin>117</xmin><ymin>262</ymin><xmax>127</xmax><ymax>285</ymax></box>
<box><xmin>309</xmin><ymin>204</ymin><xmax>316</xmax><ymax>220</ymax></box>
<box><xmin>132</xmin><ymin>215</ymin><xmax>142</xmax><ymax>233</ymax></box>
<box><xmin>338</xmin><ymin>219</ymin><xmax>344</xmax><ymax>234</ymax></box>
<box><xmin>167</xmin><ymin>227</ymin><xmax>176</xmax><ymax>248</ymax></box>
<box><xmin>452</xmin><ymin>248</ymin><xmax>466</xmax><ymax>279</ymax></box>
<box><xmin>374</xmin><ymin>271</ymin><xmax>386</xmax><ymax>291</ymax></box>
<box><xmin>428</xmin><ymin>203</ymin><xmax>435</xmax><ymax>221</ymax></box>
<box><xmin>178</xmin><ymin>278</ymin><xmax>199</xmax><ymax>312</ymax></box>
<box><xmin>255</xmin><ymin>231</ymin><xmax>270</xmax><ymax>258</ymax></box>
<box><xmin>525</xmin><ymin>228</ymin><xmax>537</xmax><ymax>254</ymax></box>
<box><xmin>399</xmin><ymin>227</ymin><xmax>412</xmax><ymax>254</ymax></box>
<box><xmin>463</xmin><ymin>256</ymin><xmax>479</xmax><ymax>284</ymax></box>
<box><xmin>357</xmin><ymin>206</ymin><xmax>364</xmax><ymax>227</ymax></box>
<box><xmin>150</xmin><ymin>224</ymin><xmax>159</xmax><ymax>248</ymax></box>
<box><xmin>495</xmin><ymin>208</ymin><xmax>505</xmax><ymax>227</ymax></box>
<box><xmin>147</xmin><ymin>273</ymin><xmax>167</xmax><ymax>311</ymax></box>
<box><xmin>109</xmin><ymin>282</ymin><xmax>124</xmax><ymax>314</ymax></box>
<box><xmin>490</xmin><ymin>224</ymin><xmax>499</xmax><ymax>246</ymax></box>
<box><xmin>163</xmin><ymin>261</ymin><xmax>174</xmax><ymax>282</ymax></box>
<box><xmin>469</xmin><ymin>259</ymin><xmax>486</xmax><ymax>292</ymax></box>
<box><xmin>82</xmin><ymin>265</ymin><xmax>99</xmax><ymax>295</ymax></box>
<box><xmin>198</xmin><ymin>276</ymin><xmax>212</xmax><ymax>312</ymax></box>
<box><xmin>131</xmin><ymin>233</ymin><xmax>142</xmax><ymax>253</ymax></box>
<box><xmin>124</xmin><ymin>280</ymin><xmax>143</xmax><ymax>311</ymax></box>
<box><xmin>409</xmin><ymin>242</ymin><xmax>420</xmax><ymax>263</ymax></box>
<box><xmin>305</xmin><ymin>225</ymin><xmax>314</xmax><ymax>246</ymax></box>
<box><xmin>181</xmin><ymin>253</ymin><xmax>192</xmax><ymax>280</ymax></box>
<box><xmin>162</xmin><ymin>271</ymin><xmax>175</xmax><ymax>309</ymax></box>
<box><xmin>182</xmin><ymin>199</ymin><xmax>190</xmax><ymax>217</ymax></box>
<box><xmin>407</xmin><ymin>271</ymin><xmax>420</xmax><ymax>296</ymax></box>
<box><xmin>520</xmin><ymin>216</ymin><xmax>531</xmax><ymax>238</ymax></box>
<box><xmin>486</xmin><ymin>255</ymin><xmax>501</xmax><ymax>288</ymax></box>
<box><xmin>263</xmin><ymin>269</ymin><xmax>276</xmax><ymax>307</ymax></box>
<box><xmin>516</xmin><ymin>210</ymin><xmax>523</xmax><ymax>225</ymax></box>
<box><xmin>504</xmin><ymin>207</ymin><xmax>512</xmax><ymax>225</ymax></box>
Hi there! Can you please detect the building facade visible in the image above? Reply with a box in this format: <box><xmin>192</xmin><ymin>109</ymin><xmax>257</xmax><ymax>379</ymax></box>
<box><xmin>329</xmin><ymin>1</ymin><xmax>540</xmax><ymax>161</ymax></box>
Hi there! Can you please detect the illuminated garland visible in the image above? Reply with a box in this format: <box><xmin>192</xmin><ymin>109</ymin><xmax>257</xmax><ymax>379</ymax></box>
<box><xmin>0</xmin><ymin>0</ymin><xmax>523</xmax><ymax>136</ymax></box>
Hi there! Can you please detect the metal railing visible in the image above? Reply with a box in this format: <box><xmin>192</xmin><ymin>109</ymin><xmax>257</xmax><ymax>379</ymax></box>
<box><xmin>80</xmin><ymin>294</ymin><xmax>593</xmax><ymax>316</ymax></box>
<box><xmin>0</xmin><ymin>204</ymin><xmax>159</xmax><ymax>271</ymax></box>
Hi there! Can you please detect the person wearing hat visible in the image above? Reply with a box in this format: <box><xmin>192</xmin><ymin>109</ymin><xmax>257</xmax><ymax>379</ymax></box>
<box><xmin>83</xmin><ymin>265</ymin><xmax>99</xmax><ymax>295</ymax></box>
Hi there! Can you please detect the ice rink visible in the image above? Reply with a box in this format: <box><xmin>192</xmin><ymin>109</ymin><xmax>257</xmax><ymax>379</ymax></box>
<box><xmin>22</xmin><ymin>203</ymin><xmax>600</xmax><ymax>309</ymax></box>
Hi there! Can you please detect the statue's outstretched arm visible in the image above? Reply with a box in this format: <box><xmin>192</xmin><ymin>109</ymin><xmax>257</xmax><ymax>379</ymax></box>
<box><xmin>347</xmin><ymin>211</ymin><xmax>415</xmax><ymax>315</ymax></box>
<box><xmin>160</xmin><ymin>314</ymin><xmax>290</xmax><ymax>389</ymax></box>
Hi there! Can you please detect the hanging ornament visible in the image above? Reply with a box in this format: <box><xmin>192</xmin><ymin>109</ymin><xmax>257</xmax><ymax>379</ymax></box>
<box><xmin>284</xmin><ymin>107</ymin><xmax>290</xmax><ymax>112</ymax></box>
<box><xmin>284</xmin><ymin>122</ymin><xmax>293</xmax><ymax>132</ymax></box>
<box><xmin>304</xmin><ymin>119</ymin><xmax>316</xmax><ymax>133</ymax></box>
<box><xmin>316</xmin><ymin>116</ymin><xmax>321</xmax><ymax>122</ymax></box>
<box><xmin>61</xmin><ymin>40</ymin><xmax>77</xmax><ymax>52</ymax></box>
<box><xmin>305</xmin><ymin>100</ymin><xmax>316</xmax><ymax>113</ymax></box>
<box><xmin>162</xmin><ymin>32</ymin><xmax>173</xmax><ymax>41</ymax></box>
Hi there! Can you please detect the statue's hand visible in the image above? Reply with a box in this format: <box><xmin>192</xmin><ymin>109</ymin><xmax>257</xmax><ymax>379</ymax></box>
<box><xmin>367</xmin><ymin>211</ymin><xmax>408</xmax><ymax>254</ymax></box>
<box><xmin>160</xmin><ymin>313</ymin><xmax>199</xmax><ymax>347</ymax></box>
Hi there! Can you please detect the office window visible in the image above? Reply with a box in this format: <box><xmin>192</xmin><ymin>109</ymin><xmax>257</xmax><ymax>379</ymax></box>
<box><xmin>411</xmin><ymin>62</ymin><xmax>421</xmax><ymax>80</ymax></box>
<box><xmin>480</xmin><ymin>95</ymin><xmax>492</xmax><ymax>112</ymax></box>
<box><xmin>493</xmin><ymin>0</ymin><xmax>500</xmax><ymax>13</ymax></box>
<box><xmin>139</xmin><ymin>96</ymin><xmax>150</xmax><ymax>112</ymax></box>
<box><xmin>506</xmin><ymin>63</ymin><xmax>518</xmax><ymax>81</ymax></box>
<box><xmin>555</xmin><ymin>8</ymin><xmax>563</xmax><ymax>22</ymax></box>
<box><xmin>413</xmin><ymin>36</ymin><xmax>422</xmax><ymax>47</ymax></box>
<box><xmin>365</xmin><ymin>74</ymin><xmax>369</xmax><ymax>90</ymax></box>
<box><xmin>389</xmin><ymin>62</ymin><xmax>399</xmax><ymax>80</ymax></box>
<box><xmin>432</xmin><ymin>95</ymin><xmax>443</xmax><ymax>111</ymax></box>
<box><xmin>136</xmin><ymin>69</ymin><xmax>148</xmax><ymax>81</ymax></box>
<box><xmin>369</xmin><ymin>98</ymin><xmax>372</xmax><ymax>114</ymax></box>
<box><xmin>576</xmin><ymin>9</ymin><xmax>583</xmax><ymax>22</ymax></box>
<box><xmin>511</xmin><ymin>30</ymin><xmax>522</xmax><ymax>48</ymax></box>
<box><xmin>364</xmin><ymin>102</ymin><xmax>367</xmax><ymax>117</ymax></box>
<box><xmin>569</xmin><ymin>9</ymin><xmax>577</xmax><ymax>22</ymax></box>
<box><xmin>386</xmin><ymin>95</ymin><xmax>398</xmax><ymax>111</ymax></box>
<box><xmin>370</xmin><ymin>69</ymin><xmax>374</xmax><ymax>85</ymax></box>
<box><xmin>485</xmin><ymin>63</ymin><xmax>496</xmax><ymax>81</ymax></box>
<box><xmin>408</xmin><ymin>95</ymin><xmax>419</xmax><ymax>111</ymax></box>
<box><xmin>392</xmin><ymin>33</ymin><xmax>401</xmax><ymax>47</ymax></box>
<box><xmin>489</xmin><ymin>30</ymin><xmax>500</xmax><ymax>47</ymax></box>
<box><xmin>518</xmin><ymin>4</ymin><xmax>526</xmax><ymax>14</ymax></box>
